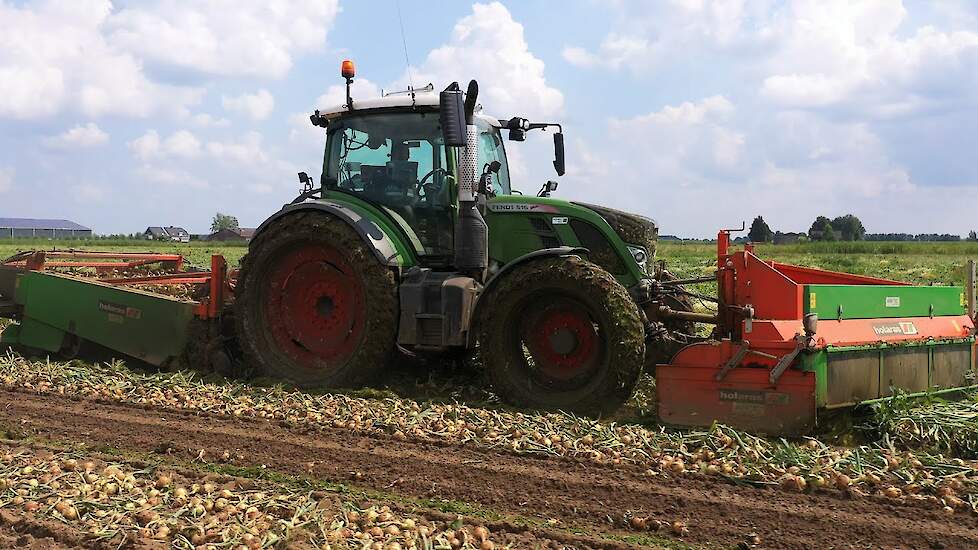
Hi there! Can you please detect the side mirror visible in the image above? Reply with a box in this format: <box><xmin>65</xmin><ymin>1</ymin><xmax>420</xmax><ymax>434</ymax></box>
<box><xmin>298</xmin><ymin>172</ymin><xmax>310</xmax><ymax>185</ymax></box>
<box><xmin>439</xmin><ymin>84</ymin><xmax>466</xmax><ymax>147</ymax></box>
<box><xmin>553</xmin><ymin>132</ymin><xmax>565</xmax><ymax>176</ymax></box>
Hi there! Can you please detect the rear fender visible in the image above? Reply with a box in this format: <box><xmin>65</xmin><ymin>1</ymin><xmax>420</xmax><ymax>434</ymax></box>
<box><xmin>469</xmin><ymin>246</ymin><xmax>588</xmax><ymax>346</ymax></box>
<box><xmin>254</xmin><ymin>201</ymin><xmax>405</xmax><ymax>267</ymax></box>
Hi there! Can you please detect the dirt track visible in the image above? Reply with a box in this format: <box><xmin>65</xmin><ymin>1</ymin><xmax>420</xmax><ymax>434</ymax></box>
<box><xmin>2</xmin><ymin>388</ymin><xmax>977</xmax><ymax>549</ymax></box>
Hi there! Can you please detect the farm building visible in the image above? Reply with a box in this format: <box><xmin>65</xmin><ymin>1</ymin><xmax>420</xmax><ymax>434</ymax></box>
<box><xmin>144</xmin><ymin>226</ymin><xmax>191</xmax><ymax>243</ymax></box>
<box><xmin>207</xmin><ymin>228</ymin><xmax>256</xmax><ymax>241</ymax></box>
<box><xmin>0</xmin><ymin>218</ymin><xmax>92</xmax><ymax>239</ymax></box>
<box><xmin>773</xmin><ymin>232</ymin><xmax>806</xmax><ymax>244</ymax></box>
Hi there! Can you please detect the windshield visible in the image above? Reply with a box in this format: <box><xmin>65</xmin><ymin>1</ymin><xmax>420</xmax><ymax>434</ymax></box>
<box><xmin>324</xmin><ymin>112</ymin><xmax>454</xmax><ymax>257</ymax></box>
<box><xmin>477</xmin><ymin>123</ymin><xmax>511</xmax><ymax>195</ymax></box>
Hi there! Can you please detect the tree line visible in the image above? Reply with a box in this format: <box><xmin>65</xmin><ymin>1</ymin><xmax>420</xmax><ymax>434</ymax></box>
<box><xmin>747</xmin><ymin>214</ymin><xmax>973</xmax><ymax>243</ymax></box>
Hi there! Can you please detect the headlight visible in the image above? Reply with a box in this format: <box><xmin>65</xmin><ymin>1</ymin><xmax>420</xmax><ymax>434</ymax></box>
<box><xmin>626</xmin><ymin>245</ymin><xmax>648</xmax><ymax>271</ymax></box>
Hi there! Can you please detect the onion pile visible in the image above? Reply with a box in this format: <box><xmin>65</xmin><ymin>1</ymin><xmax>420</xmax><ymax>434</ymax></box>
<box><xmin>0</xmin><ymin>444</ymin><xmax>499</xmax><ymax>549</ymax></box>
<box><xmin>1</xmin><ymin>352</ymin><xmax>977</xmax><ymax>513</ymax></box>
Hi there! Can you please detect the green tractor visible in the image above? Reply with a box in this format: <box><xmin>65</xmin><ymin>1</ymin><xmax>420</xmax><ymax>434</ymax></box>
<box><xmin>234</xmin><ymin>62</ymin><xmax>697</xmax><ymax>415</ymax></box>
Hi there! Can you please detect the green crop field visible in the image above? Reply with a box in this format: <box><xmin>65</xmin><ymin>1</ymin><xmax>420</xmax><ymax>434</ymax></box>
<box><xmin>4</xmin><ymin>238</ymin><xmax>977</xmax><ymax>287</ymax></box>
<box><xmin>659</xmin><ymin>240</ymin><xmax>978</xmax><ymax>287</ymax></box>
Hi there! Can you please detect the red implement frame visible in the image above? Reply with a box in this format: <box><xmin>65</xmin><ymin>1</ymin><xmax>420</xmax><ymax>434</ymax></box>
<box><xmin>658</xmin><ymin>230</ymin><xmax>974</xmax><ymax>435</ymax></box>
<box><xmin>3</xmin><ymin>250</ymin><xmax>230</xmax><ymax>320</ymax></box>
<box><xmin>9</xmin><ymin>250</ymin><xmax>184</xmax><ymax>273</ymax></box>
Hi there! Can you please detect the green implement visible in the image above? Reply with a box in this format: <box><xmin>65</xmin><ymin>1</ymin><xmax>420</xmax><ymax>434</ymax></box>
<box><xmin>0</xmin><ymin>269</ymin><xmax>194</xmax><ymax>366</ymax></box>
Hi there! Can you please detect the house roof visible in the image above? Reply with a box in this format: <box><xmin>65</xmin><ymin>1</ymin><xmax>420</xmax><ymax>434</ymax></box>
<box><xmin>207</xmin><ymin>228</ymin><xmax>256</xmax><ymax>240</ymax></box>
<box><xmin>0</xmin><ymin>218</ymin><xmax>90</xmax><ymax>230</ymax></box>
<box><xmin>145</xmin><ymin>226</ymin><xmax>189</xmax><ymax>237</ymax></box>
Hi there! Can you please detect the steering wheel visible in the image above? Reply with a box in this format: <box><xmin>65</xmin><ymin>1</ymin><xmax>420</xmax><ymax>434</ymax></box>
<box><xmin>416</xmin><ymin>168</ymin><xmax>448</xmax><ymax>198</ymax></box>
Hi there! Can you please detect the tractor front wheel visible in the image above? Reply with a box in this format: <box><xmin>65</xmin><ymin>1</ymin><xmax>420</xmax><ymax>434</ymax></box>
<box><xmin>478</xmin><ymin>256</ymin><xmax>645</xmax><ymax>416</ymax></box>
<box><xmin>234</xmin><ymin>212</ymin><xmax>398</xmax><ymax>388</ymax></box>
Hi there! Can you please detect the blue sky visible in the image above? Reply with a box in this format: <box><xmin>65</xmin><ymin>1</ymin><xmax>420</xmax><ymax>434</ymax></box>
<box><xmin>1</xmin><ymin>0</ymin><xmax>977</xmax><ymax>237</ymax></box>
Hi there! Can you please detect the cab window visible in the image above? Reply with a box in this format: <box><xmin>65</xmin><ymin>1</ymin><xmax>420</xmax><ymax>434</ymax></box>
<box><xmin>477</xmin><ymin>127</ymin><xmax>511</xmax><ymax>195</ymax></box>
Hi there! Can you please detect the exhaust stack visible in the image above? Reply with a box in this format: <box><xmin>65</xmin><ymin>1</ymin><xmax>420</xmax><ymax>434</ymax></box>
<box><xmin>454</xmin><ymin>80</ymin><xmax>489</xmax><ymax>280</ymax></box>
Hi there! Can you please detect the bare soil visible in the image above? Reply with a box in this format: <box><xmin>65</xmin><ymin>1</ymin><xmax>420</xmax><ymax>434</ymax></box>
<box><xmin>2</xmin><ymin>389</ymin><xmax>977</xmax><ymax>549</ymax></box>
<box><xmin>0</xmin><ymin>510</ymin><xmax>88</xmax><ymax>549</ymax></box>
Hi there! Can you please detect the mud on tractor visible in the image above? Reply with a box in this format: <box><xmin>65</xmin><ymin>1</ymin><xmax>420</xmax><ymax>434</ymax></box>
<box><xmin>2</xmin><ymin>61</ymin><xmax>976</xmax><ymax>433</ymax></box>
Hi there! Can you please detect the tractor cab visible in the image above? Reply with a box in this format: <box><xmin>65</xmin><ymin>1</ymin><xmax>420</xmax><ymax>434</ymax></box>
<box><xmin>314</xmin><ymin>94</ymin><xmax>514</xmax><ymax>261</ymax></box>
<box><xmin>308</xmin><ymin>62</ymin><xmax>565</xmax><ymax>266</ymax></box>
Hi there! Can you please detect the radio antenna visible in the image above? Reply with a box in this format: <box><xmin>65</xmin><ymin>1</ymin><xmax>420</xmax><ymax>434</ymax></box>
<box><xmin>395</xmin><ymin>0</ymin><xmax>415</xmax><ymax>92</ymax></box>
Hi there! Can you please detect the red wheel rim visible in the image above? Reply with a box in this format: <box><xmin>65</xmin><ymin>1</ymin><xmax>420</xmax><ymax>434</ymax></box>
<box><xmin>522</xmin><ymin>299</ymin><xmax>601</xmax><ymax>381</ymax></box>
<box><xmin>263</xmin><ymin>244</ymin><xmax>365</xmax><ymax>370</ymax></box>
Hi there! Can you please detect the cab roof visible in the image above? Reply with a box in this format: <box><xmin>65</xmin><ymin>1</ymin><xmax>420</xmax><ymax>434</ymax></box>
<box><xmin>317</xmin><ymin>88</ymin><xmax>500</xmax><ymax>127</ymax></box>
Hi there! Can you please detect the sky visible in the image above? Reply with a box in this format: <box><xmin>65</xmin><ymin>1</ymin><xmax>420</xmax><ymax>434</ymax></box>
<box><xmin>1</xmin><ymin>0</ymin><xmax>977</xmax><ymax>238</ymax></box>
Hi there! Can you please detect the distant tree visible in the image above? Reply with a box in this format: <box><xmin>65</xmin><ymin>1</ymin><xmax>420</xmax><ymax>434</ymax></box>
<box><xmin>808</xmin><ymin>216</ymin><xmax>832</xmax><ymax>241</ymax></box>
<box><xmin>817</xmin><ymin>218</ymin><xmax>836</xmax><ymax>241</ymax></box>
<box><xmin>969</xmin><ymin>230</ymin><xmax>977</xmax><ymax>242</ymax></box>
<box><xmin>748</xmin><ymin>216</ymin><xmax>773</xmax><ymax>243</ymax></box>
<box><xmin>914</xmin><ymin>233</ymin><xmax>962</xmax><ymax>242</ymax></box>
<box><xmin>831</xmin><ymin>214</ymin><xmax>866</xmax><ymax>241</ymax></box>
<box><xmin>211</xmin><ymin>213</ymin><xmax>239</xmax><ymax>233</ymax></box>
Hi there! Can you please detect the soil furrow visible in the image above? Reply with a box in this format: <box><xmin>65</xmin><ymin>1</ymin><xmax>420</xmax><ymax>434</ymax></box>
<box><xmin>2</xmin><ymin>389</ymin><xmax>976</xmax><ymax>549</ymax></box>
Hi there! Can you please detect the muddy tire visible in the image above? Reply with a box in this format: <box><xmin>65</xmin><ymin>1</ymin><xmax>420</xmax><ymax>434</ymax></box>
<box><xmin>477</xmin><ymin>256</ymin><xmax>645</xmax><ymax>416</ymax></box>
<box><xmin>234</xmin><ymin>212</ymin><xmax>397</xmax><ymax>388</ymax></box>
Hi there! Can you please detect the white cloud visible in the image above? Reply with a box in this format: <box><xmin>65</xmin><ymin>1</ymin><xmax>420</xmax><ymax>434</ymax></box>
<box><xmin>182</xmin><ymin>112</ymin><xmax>231</xmax><ymax>128</ymax></box>
<box><xmin>562</xmin><ymin>0</ymin><xmax>774</xmax><ymax>72</ymax></box>
<box><xmin>0</xmin><ymin>0</ymin><xmax>203</xmax><ymax>120</ymax></box>
<box><xmin>759</xmin><ymin>1</ymin><xmax>978</xmax><ymax>116</ymax></box>
<box><xmin>0</xmin><ymin>167</ymin><xmax>13</xmax><ymax>193</ymax></box>
<box><xmin>128</xmin><ymin>130</ymin><xmax>201</xmax><ymax>160</ymax></box>
<box><xmin>164</xmin><ymin>130</ymin><xmax>202</xmax><ymax>158</ymax></box>
<box><xmin>106</xmin><ymin>0</ymin><xmax>339</xmax><ymax>79</ymax></box>
<box><xmin>564</xmin><ymin>33</ymin><xmax>653</xmax><ymax>70</ymax></box>
<box><xmin>43</xmin><ymin>123</ymin><xmax>109</xmax><ymax>149</ymax></box>
<box><xmin>566</xmin><ymin>1</ymin><xmax>978</xmax><ymax>120</ymax></box>
<box><xmin>128</xmin><ymin>130</ymin><xmax>161</xmax><ymax>160</ymax></box>
<box><xmin>549</xmin><ymin>0</ymin><xmax>978</xmax><ymax>237</ymax></box>
<box><xmin>134</xmin><ymin>164</ymin><xmax>207</xmax><ymax>188</ymax></box>
<box><xmin>607</xmin><ymin>95</ymin><xmax>745</xmax><ymax>184</ymax></box>
<box><xmin>568</xmin><ymin>96</ymin><xmax>932</xmax><ymax>236</ymax></box>
<box><xmin>222</xmin><ymin>89</ymin><xmax>275</xmax><ymax>121</ymax></box>
<box><xmin>406</xmin><ymin>2</ymin><xmax>564</xmax><ymax>118</ymax></box>
<box><xmin>561</xmin><ymin>46</ymin><xmax>600</xmax><ymax>68</ymax></box>
<box><xmin>206</xmin><ymin>132</ymin><xmax>269</xmax><ymax>164</ymax></box>
<box><xmin>71</xmin><ymin>182</ymin><xmax>105</xmax><ymax>202</ymax></box>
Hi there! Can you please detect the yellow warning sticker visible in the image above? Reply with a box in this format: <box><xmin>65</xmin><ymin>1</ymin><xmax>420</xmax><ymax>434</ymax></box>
<box><xmin>809</xmin><ymin>293</ymin><xmax>816</xmax><ymax>309</ymax></box>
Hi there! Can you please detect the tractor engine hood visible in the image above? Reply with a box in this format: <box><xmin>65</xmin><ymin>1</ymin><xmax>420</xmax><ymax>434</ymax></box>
<box><xmin>573</xmin><ymin>202</ymin><xmax>658</xmax><ymax>263</ymax></box>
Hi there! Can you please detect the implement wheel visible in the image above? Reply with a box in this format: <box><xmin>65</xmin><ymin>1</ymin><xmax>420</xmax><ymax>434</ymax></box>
<box><xmin>478</xmin><ymin>256</ymin><xmax>645</xmax><ymax>416</ymax></box>
<box><xmin>234</xmin><ymin>212</ymin><xmax>397</xmax><ymax>388</ymax></box>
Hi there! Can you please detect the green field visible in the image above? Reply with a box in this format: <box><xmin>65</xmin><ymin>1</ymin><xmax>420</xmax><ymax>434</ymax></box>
<box><xmin>3</xmin><ymin>239</ymin><xmax>976</xmax><ymax>287</ymax></box>
<box><xmin>0</xmin><ymin>239</ymin><xmax>250</xmax><ymax>269</ymax></box>
<box><xmin>660</xmin><ymin>240</ymin><xmax>978</xmax><ymax>287</ymax></box>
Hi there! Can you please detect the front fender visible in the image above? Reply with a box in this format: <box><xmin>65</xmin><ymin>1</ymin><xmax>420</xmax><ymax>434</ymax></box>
<box><xmin>254</xmin><ymin>201</ymin><xmax>405</xmax><ymax>267</ymax></box>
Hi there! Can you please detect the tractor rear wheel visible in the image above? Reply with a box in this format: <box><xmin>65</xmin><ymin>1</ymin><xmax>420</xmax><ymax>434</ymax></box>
<box><xmin>478</xmin><ymin>256</ymin><xmax>645</xmax><ymax>416</ymax></box>
<box><xmin>234</xmin><ymin>212</ymin><xmax>397</xmax><ymax>388</ymax></box>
